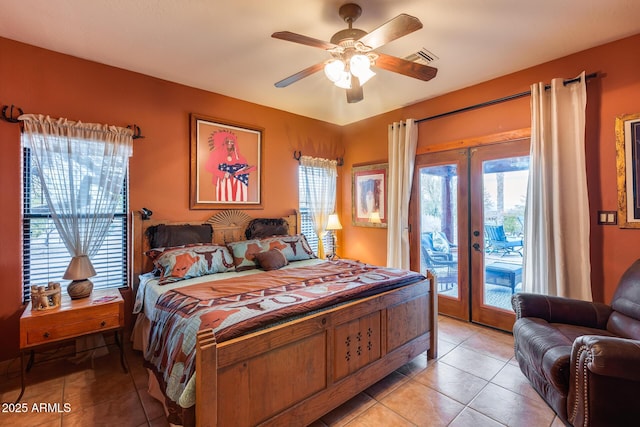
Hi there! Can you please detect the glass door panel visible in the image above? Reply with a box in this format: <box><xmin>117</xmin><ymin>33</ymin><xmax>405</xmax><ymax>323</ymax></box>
<box><xmin>412</xmin><ymin>150</ymin><xmax>469</xmax><ymax>320</ymax></box>
<box><xmin>481</xmin><ymin>157</ymin><xmax>528</xmax><ymax>310</ymax></box>
<box><xmin>470</xmin><ymin>140</ymin><xmax>530</xmax><ymax>331</ymax></box>
<box><xmin>420</xmin><ymin>164</ymin><xmax>459</xmax><ymax>297</ymax></box>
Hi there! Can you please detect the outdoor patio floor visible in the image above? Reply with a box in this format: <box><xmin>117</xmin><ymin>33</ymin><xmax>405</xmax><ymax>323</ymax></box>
<box><xmin>438</xmin><ymin>253</ymin><xmax>523</xmax><ymax>311</ymax></box>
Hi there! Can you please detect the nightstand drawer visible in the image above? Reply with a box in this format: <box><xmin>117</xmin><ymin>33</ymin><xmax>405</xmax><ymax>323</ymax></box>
<box><xmin>25</xmin><ymin>313</ymin><xmax>121</xmax><ymax>346</ymax></box>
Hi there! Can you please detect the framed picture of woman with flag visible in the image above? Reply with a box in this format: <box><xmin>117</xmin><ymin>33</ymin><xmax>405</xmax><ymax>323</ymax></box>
<box><xmin>190</xmin><ymin>114</ymin><xmax>263</xmax><ymax>209</ymax></box>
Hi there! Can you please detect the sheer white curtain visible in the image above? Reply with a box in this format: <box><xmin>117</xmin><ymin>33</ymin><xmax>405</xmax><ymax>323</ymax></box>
<box><xmin>523</xmin><ymin>72</ymin><xmax>591</xmax><ymax>300</ymax></box>
<box><xmin>20</xmin><ymin>114</ymin><xmax>133</xmax><ymax>285</ymax></box>
<box><xmin>387</xmin><ymin>119</ymin><xmax>418</xmax><ymax>269</ymax></box>
<box><xmin>300</xmin><ymin>156</ymin><xmax>337</xmax><ymax>259</ymax></box>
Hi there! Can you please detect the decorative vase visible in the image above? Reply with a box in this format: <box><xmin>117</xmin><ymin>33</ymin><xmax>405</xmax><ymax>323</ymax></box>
<box><xmin>67</xmin><ymin>279</ymin><xmax>93</xmax><ymax>299</ymax></box>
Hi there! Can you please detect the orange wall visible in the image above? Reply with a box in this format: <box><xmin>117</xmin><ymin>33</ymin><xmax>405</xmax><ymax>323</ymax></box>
<box><xmin>341</xmin><ymin>33</ymin><xmax>640</xmax><ymax>304</ymax></box>
<box><xmin>0</xmin><ymin>37</ymin><xmax>342</xmax><ymax>361</ymax></box>
<box><xmin>1</xmin><ymin>33</ymin><xmax>639</xmax><ymax>362</ymax></box>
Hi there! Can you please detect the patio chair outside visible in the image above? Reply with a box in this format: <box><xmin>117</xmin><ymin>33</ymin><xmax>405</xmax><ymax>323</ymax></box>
<box><xmin>484</xmin><ymin>224</ymin><xmax>523</xmax><ymax>256</ymax></box>
<box><xmin>421</xmin><ymin>232</ymin><xmax>458</xmax><ymax>291</ymax></box>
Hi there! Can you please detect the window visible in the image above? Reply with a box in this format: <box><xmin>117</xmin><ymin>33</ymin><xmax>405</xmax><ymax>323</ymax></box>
<box><xmin>298</xmin><ymin>164</ymin><xmax>334</xmax><ymax>255</ymax></box>
<box><xmin>22</xmin><ymin>147</ymin><xmax>128</xmax><ymax>302</ymax></box>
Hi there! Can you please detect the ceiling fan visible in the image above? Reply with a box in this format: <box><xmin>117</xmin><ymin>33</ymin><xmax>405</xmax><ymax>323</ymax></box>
<box><xmin>272</xmin><ymin>3</ymin><xmax>438</xmax><ymax>103</ymax></box>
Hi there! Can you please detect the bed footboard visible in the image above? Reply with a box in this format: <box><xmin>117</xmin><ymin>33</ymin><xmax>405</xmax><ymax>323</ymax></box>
<box><xmin>195</xmin><ymin>329</ymin><xmax>217</xmax><ymax>426</ymax></box>
<box><xmin>195</xmin><ymin>274</ymin><xmax>436</xmax><ymax>427</ymax></box>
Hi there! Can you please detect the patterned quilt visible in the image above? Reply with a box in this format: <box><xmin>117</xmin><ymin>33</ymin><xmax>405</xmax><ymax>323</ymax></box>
<box><xmin>144</xmin><ymin>259</ymin><xmax>424</xmax><ymax>421</ymax></box>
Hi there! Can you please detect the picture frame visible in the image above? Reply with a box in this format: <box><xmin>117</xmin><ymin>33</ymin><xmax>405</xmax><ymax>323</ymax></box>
<box><xmin>190</xmin><ymin>114</ymin><xmax>263</xmax><ymax>209</ymax></box>
<box><xmin>352</xmin><ymin>163</ymin><xmax>388</xmax><ymax>228</ymax></box>
<box><xmin>615</xmin><ymin>112</ymin><xmax>640</xmax><ymax>228</ymax></box>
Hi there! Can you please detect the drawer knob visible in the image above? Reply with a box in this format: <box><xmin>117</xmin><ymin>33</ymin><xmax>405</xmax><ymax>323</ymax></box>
<box><xmin>100</xmin><ymin>321</ymin><xmax>106</xmax><ymax>327</ymax></box>
<box><xmin>43</xmin><ymin>332</ymin><xmax>50</xmax><ymax>338</ymax></box>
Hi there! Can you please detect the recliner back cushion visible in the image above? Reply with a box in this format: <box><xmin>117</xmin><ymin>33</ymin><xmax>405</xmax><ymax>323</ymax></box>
<box><xmin>607</xmin><ymin>312</ymin><xmax>640</xmax><ymax>339</ymax></box>
<box><xmin>607</xmin><ymin>259</ymin><xmax>640</xmax><ymax>339</ymax></box>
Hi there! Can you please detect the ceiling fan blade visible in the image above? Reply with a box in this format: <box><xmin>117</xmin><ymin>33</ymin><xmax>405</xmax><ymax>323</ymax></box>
<box><xmin>274</xmin><ymin>62</ymin><xmax>325</xmax><ymax>88</ymax></box>
<box><xmin>374</xmin><ymin>52</ymin><xmax>438</xmax><ymax>81</ymax></box>
<box><xmin>272</xmin><ymin>31</ymin><xmax>338</xmax><ymax>50</ymax></box>
<box><xmin>346</xmin><ymin>76</ymin><xmax>364</xmax><ymax>103</ymax></box>
<box><xmin>358</xmin><ymin>14</ymin><xmax>422</xmax><ymax>50</ymax></box>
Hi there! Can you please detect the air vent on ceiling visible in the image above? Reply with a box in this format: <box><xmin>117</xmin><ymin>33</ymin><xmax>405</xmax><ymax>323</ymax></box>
<box><xmin>405</xmin><ymin>48</ymin><xmax>439</xmax><ymax>65</ymax></box>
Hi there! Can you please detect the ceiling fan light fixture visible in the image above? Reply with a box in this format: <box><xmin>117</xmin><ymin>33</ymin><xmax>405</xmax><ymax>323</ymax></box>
<box><xmin>350</xmin><ymin>54</ymin><xmax>375</xmax><ymax>85</ymax></box>
<box><xmin>324</xmin><ymin>59</ymin><xmax>345</xmax><ymax>83</ymax></box>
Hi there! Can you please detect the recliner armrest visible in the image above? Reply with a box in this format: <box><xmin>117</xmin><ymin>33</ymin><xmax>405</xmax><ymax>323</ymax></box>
<box><xmin>511</xmin><ymin>293</ymin><xmax>612</xmax><ymax>329</ymax></box>
<box><xmin>572</xmin><ymin>335</ymin><xmax>640</xmax><ymax>381</ymax></box>
<box><xmin>568</xmin><ymin>335</ymin><xmax>640</xmax><ymax>426</ymax></box>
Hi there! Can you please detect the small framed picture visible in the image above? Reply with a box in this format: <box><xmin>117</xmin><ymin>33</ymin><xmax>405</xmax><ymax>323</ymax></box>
<box><xmin>352</xmin><ymin>163</ymin><xmax>388</xmax><ymax>228</ymax></box>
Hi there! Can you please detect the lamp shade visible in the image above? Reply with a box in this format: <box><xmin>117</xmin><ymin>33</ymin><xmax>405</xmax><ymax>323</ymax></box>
<box><xmin>326</xmin><ymin>213</ymin><xmax>343</xmax><ymax>230</ymax></box>
<box><xmin>324</xmin><ymin>59</ymin><xmax>345</xmax><ymax>82</ymax></box>
<box><xmin>334</xmin><ymin>71</ymin><xmax>352</xmax><ymax>89</ymax></box>
<box><xmin>350</xmin><ymin>54</ymin><xmax>376</xmax><ymax>85</ymax></box>
<box><xmin>63</xmin><ymin>255</ymin><xmax>97</xmax><ymax>280</ymax></box>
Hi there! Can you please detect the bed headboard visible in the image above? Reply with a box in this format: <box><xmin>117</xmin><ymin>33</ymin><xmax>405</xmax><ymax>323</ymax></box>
<box><xmin>130</xmin><ymin>209</ymin><xmax>299</xmax><ymax>287</ymax></box>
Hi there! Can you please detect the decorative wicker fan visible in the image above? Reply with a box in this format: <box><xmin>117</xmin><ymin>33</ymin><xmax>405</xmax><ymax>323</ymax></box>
<box><xmin>206</xmin><ymin>210</ymin><xmax>253</xmax><ymax>244</ymax></box>
<box><xmin>206</xmin><ymin>210</ymin><xmax>252</xmax><ymax>229</ymax></box>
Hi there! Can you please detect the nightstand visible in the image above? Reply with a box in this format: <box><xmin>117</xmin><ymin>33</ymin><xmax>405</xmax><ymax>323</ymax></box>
<box><xmin>17</xmin><ymin>288</ymin><xmax>127</xmax><ymax>403</ymax></box>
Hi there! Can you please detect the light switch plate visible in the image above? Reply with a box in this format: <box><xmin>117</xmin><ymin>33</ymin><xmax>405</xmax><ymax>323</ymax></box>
<box><xmin>597</xmin><ymin>210</ymin><xmax>617</xmax><ymax>225</ymax></box>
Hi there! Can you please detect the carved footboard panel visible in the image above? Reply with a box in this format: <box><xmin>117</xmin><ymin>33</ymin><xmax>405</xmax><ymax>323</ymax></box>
<box><xmin>196</xmin><ymin>275</ymin><xmax>437</xmax><ymax>427</ymax></box>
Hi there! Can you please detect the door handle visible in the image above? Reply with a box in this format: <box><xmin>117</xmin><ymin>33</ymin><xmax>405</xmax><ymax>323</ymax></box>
<box><xmin>472</xmin><ymin>243</ymin><xmax>481</xmax><ymax>251</ymax></box>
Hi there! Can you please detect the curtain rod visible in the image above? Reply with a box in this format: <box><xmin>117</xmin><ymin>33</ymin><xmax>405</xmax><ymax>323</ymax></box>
<box><xmin>0</xmin><ymin>104</ymin><xmax>145</xmax><ymax>139</ymax></box>
<box><xmin>415</xmin><ymin>72</ymin><xmax>598</xmax><ymax>124</ymax></box>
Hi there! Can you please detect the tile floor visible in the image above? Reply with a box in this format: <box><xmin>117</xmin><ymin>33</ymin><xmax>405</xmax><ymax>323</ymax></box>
<box><xmin>0</xmin><ymin>316</ymin><xmax>564</xmax><ymax>427</ymax></box>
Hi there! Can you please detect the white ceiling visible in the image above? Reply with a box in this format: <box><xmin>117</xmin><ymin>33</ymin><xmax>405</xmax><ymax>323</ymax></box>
<box><xmin>2</xmin><ymin>0</ymin><xmax>640</xmax><ymax>126</ymax></box>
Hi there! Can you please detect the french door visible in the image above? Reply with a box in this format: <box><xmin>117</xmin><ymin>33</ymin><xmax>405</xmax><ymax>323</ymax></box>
<box><xmin>411</xmin><ymin>139</ymin><xmax>530</xmax><ymax>331</ymax></box>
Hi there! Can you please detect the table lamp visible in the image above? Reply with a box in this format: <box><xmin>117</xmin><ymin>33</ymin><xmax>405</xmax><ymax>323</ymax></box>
<box><xmin>325</xmin><ymin>213</ymin><xmax>343</xmax><ymax>259</ymax></box>
<box><xmin>63</xmin><ymin>255</ymin><xmax>97</xmax><ymax>299</ymax></box>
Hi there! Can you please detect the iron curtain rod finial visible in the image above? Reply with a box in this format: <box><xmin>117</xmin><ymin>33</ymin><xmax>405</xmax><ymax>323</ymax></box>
<box><xmin>127</xmin><ymin>124</ymin><xmax>144</xmax><ymax>140</ymax></box>
<box><xmin>1</xmin><ymin>104</ymin><xmax>24</xmax><ymax>123</ymax></box>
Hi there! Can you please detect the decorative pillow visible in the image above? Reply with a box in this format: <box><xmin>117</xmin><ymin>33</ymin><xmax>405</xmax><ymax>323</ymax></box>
<box><xmin>259</xmin><ymin>234</ymin><xmax>316</xmax><ymax>262</ymax></box>
<box><xmin>245</xmin><ymin>218</ymin><xmax>289</xmax><ymax>239</ymax></box>
<box><xmin>153</xmin><ymin>244</ymin><xmax>235</xmax><ymax>284</ymax></box>
<box><xmin>254</xmin><ymin>249</ymin><xmax>288</xmax><ymax>271</ymax></box>
<box><xmin>227</xmin><ymin>239</ymin><xmax>265</xmax><ymax>271</ymax></box>
<box><xmin>145</xmin><ymin>243</ymin><xmax>205</xmax><ymax>262</ymax></box>
<box><xmin>227</xmin><ymin>234</ymin><xmax>316</xmax><ymax>271</ymax></box>
<box><xmin>145</xmin><ymin>224</ymin><xmax>212</xmax><ymax>249</ymax></box>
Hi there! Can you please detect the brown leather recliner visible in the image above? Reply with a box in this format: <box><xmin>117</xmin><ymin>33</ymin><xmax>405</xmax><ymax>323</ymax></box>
<box><xmin>512</xmin><ymin>259</ymin><xmax>640</xmax><ymax>426</ymax></box>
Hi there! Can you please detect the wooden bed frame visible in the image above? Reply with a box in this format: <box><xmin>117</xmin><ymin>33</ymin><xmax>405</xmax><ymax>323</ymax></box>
<box><xmin>132</xmin><ymin>209</ymin><xmax>437</xmax><ymax>427</ymax></box>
